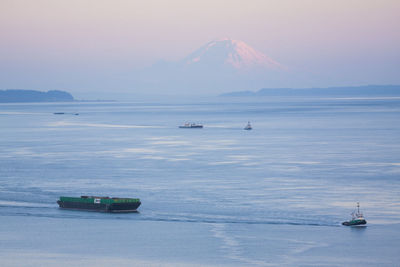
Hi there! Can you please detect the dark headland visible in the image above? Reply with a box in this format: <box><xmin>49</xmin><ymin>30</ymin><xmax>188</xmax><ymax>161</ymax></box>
<box><xmin>220</xmin><ymin>85</ymin><xmax>400</xmax><ymax>97</ymax></box>
<box><xmin>0</xmin><ymin>89</ymin><xmax>74</xmax><ymax>103</ymax></box>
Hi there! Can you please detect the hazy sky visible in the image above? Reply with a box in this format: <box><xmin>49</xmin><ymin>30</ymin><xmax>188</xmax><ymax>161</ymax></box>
<box><xmin>1</xmin><ymin>0</ymin><xmax>399</xmax><ymax>98</ymax></box>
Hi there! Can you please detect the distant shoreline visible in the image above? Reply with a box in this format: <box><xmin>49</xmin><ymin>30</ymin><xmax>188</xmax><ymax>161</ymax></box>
<box><xmin>220</xmin><ymin>85</ymin><xmax>400</xmax><ymax>97</ymax></box>
<box><xmin>0</xmin><ymin>89</ymin><xmax>118</xmax><ymax>103</ymax></box>
<box><xmin>0</xmin><ymin>89</ymin><xmax>74</xmax><ymax>103</ymax></box>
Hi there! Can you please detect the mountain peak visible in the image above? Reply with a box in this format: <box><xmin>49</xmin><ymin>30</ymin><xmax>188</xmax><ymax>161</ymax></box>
<box><xmin>183</xmin><ymin>38</ymin><xmax>285</xmax><ymax>71</ymax></box>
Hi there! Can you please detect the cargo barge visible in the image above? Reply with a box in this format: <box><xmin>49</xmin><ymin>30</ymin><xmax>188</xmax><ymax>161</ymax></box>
<box><xmin>57</xmin><ymin>196</ymin><xmax>141</xmax><ymax>212</ymax></box>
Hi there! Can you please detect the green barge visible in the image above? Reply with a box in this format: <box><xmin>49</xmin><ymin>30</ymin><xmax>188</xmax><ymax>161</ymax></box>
<box><xmin>57</xmin><ymin>196</ymin><xmax>141</xmax><ymax>212</ymax></box>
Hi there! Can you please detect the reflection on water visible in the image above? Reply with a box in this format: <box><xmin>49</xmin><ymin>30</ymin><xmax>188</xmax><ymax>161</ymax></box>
<box><xmin>349</xmin><ymin>225</ymin><xmax>368</xmax><ymax>232</ymax></box>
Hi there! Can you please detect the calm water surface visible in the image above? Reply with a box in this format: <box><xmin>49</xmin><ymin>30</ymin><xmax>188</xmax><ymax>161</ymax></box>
<box><xmin>1</xmin><ymin>97</ymin><xmax>399</xmax><ymax>266</ymax></box>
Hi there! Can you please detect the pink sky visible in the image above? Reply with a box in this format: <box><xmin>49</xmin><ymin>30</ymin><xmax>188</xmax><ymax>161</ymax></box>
<box><xmin>1</xmin><ymin>0</ymin><xmax>399</xmax><ymax>97</ymax></box>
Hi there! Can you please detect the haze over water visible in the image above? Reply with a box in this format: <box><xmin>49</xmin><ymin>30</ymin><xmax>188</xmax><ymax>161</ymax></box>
<box><xmin>1</xmin><ymin>0</ymin><xmax>400</xmax><ymax>98</ymax></box>
<box><xmin>1</xmin><ymin>96</ymin><xmax>400</xmax><ymax>266</ymax></box>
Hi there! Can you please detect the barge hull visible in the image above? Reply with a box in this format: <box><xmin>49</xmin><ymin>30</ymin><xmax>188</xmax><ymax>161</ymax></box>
<box><xmin>57</xmin><ymin>200</ymin><xmax>141</xmax><ymax>213</ymax></box>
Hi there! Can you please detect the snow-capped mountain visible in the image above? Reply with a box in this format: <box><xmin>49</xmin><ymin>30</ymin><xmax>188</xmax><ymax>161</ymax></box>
<box><xmin>181</xmin><ymin>38</ymin><xmax>286</xmax><ymax>71</ymax></box>
<box><xmin>137</xmin><ymin>38</ymin><xmax>291</xmax><ymax>94</ymax></box>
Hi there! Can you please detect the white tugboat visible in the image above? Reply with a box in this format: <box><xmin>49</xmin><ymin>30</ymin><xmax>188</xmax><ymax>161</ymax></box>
<box><xmin>244</xmin><ymin>121</ymin><xmax>252</xmax><ymax>130</ymax></box>
<box><xmin>342</xmin><ymin>202</ymin><xmax>367</xmax><ymax>226</ymax></box>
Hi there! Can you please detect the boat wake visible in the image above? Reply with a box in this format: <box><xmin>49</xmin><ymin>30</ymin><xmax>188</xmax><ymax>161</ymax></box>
<box><xmin>0</xmin><ymin>200</ymin><xmax>54</xmax><ymax>208</ymax></box>
<box><xmin>0</xmin><ymin>204</ymin><xmax>340</xmax><ymax>227</ymax></box>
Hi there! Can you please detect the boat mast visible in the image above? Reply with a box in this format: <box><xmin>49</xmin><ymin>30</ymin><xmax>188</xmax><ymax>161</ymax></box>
<box><xmin>357</xmin><ymin>202</ymin><xmax>360</xmax><ymax>214</ymax></box>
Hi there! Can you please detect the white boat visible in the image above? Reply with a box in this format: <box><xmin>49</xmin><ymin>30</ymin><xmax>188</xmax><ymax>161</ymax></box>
<box><xmin>244</xmin><ymin>121</ymin><xmax>252</xmax><ymax>130</ymax></box>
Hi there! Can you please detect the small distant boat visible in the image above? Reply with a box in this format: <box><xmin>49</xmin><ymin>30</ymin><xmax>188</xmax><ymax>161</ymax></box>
<box><xmin>342</xmin><ymin>202</ymin><xmax>367</xmax><ymax>226</ymax></box>
<box><xmin>179</xmin><ymin>123</ymin><xmax>203</xmax><ymax>128</ymax></box>
<box><xmin>244</xmin><ymin>121</ymin><xmax>252</xmax><ymax>130</ymax></box>
<box><xmin>53</xmin><ymin>112</ymin><xmax>79</xmax><ymax>115</ymax></box>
